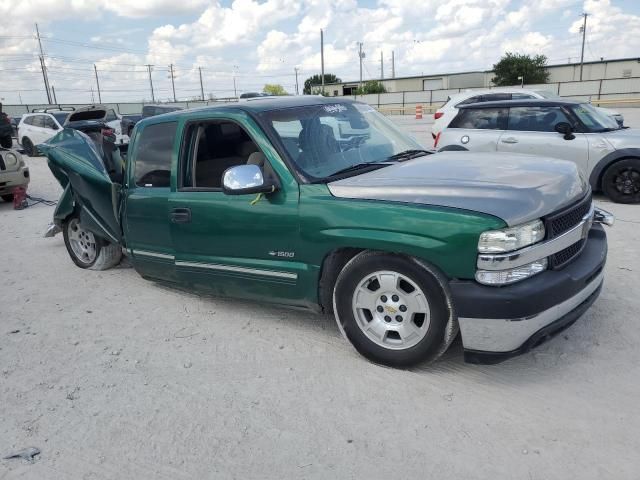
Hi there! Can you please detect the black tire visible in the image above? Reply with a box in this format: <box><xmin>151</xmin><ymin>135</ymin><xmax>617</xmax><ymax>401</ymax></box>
<box><xmin>333</xmin><ymin>251</ymin><xmax>458</xmax><ymax>368</ymax></box>
<box><xmin>1</xmin><ymin>194</ymin><xmax>13</xmax><ymax>203</ymax></box>
<box><xmin>21</xmin><ymin>137</ymin><xmax>35</xmax><ymax>157</ymax></box>
<box><xmin>63</xmin><ymin>215</ymin><xmax>122</xmax><ymax>270</ymax></box>
<box><xmin>0</xmin><ymin>135</ymin><xmax>11</xmax><ymax>148</ymax></box>
<box><xmin>602</xmin><ymin>158</ymin><xmax>640</xmax><ymax>204</ymax></box>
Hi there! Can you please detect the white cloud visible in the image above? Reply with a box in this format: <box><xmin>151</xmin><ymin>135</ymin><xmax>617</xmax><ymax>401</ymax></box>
<box><xmin>1</xmin><ymin>0</ymin><xmax>640</xmax><ymax>104</ymax></box>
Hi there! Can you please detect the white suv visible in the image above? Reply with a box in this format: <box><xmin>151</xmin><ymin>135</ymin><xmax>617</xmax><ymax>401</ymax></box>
<box><xmin>432</xmin><ymin>88</ymin><xmax>624</xmax><ymax>141</ymax></box>
<box><xmin>436</xmin><ymin>99</ymin><xmax>640</xmax><ymax>203</ymax></box>
<box><xmin>18</xmin><ymin>110</ymin><xmax>72</xmax><ymax>156</ymax></box>
<box><xmin>18</xmin><ymin>106</ymin><xmax>129</xmax><ymax>156</ymax></box>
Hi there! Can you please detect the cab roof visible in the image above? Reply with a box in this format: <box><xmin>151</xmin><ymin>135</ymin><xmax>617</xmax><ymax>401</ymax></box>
<box><xmin>459</xmin><ymin>98</ymin><xmax>584</xmax><ymax>109</ymax></box>
<box><xmin>150</xmin><ymin>95</ymin><xmax>358</xmax><ymax>121</ymax></box>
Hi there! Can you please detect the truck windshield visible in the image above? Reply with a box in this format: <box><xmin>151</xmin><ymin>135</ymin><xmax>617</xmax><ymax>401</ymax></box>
<box><xmin>262</xmin><ymin>102</ymin><xmax>424</xmax><ymax>181</ymax></box>
<box><xmin>570</xmin><ymin>103</ymin><xmax>620</xmax><ymax>132</ymax></box>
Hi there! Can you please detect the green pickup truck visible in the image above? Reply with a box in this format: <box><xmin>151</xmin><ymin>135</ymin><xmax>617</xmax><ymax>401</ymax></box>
<box><xmin>42</xmin><ymin>96</ymin><xmax>613</xmax><ymax>367</ymax></box>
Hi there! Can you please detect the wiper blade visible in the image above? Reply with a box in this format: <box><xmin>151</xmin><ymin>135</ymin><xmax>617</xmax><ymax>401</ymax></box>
<box><xmin>385</xmin><ymin>149</ymin><xmax>431</xmax><ymax>161</ymax></box>
<box><xmin>328</xmin><ymin>161</ymin><xmax>393</xmax><ymax>177</ymax></box>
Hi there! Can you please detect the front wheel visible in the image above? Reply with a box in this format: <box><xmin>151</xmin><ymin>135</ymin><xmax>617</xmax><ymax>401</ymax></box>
<box><xmin>602</xmin><ymin>159</ymin><xmax>640</xmax><ymax>204</ymax></box>
<box><xmin>0</xmin><ymin>135</ymin><xmax>11</xmax><ymax>148</ymax></box>
<box><xmin>63</xmin><ymin>216</ymin><xmax>122</xmax><ymax>270</ymax></box>
<box><xmin>333</xmin><ymin>251</ymin><xmax>457</xmax><ymax>368</ymax></box>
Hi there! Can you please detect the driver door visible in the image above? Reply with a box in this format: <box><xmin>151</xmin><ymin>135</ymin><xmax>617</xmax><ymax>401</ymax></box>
<box><xmin>497</xmin><ymin>106</ymin><xmax>589</xmax><ymax>174</ymax></box>
<box><xmin>168</xmin><ymin>113</ymin><xmax>306</xmax><ymax>306</ymax></box>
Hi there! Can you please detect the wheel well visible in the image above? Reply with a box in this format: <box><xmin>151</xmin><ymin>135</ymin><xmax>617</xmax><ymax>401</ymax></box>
<box><xmin>318</xmin><ymin>248</ymin><xmax>364</xmax><ymax>314</ymax></box>
<box><xmin>596</xmin><ymin>156</ymin><xmax>640</xmax><ymax>191</ymax></box>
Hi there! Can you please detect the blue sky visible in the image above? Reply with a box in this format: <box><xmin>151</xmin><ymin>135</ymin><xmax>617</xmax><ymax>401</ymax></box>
<box><xmin>1</xmin><ymin>0</ymin><xmax>639</xmax><ymax>104</ymax></box>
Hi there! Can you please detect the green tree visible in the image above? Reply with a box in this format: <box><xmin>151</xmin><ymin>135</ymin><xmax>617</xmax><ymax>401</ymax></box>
<box><xmin>492</xmin><ymin>52</ymin><xmax>549</xmax><ymax>86</ymax></box>
<box><xmin>355</xmin><ymin>80</ymin><xmax>387</xmax><ymax>95</ymax></box>
<box><xmin>263</xmin><ymin>84</ymin><xmax>288</xmax><ymax>96</ymax></box>
<box><xmin>303</xmin><ymin>74</ymin><xmax>341</xmax><ymax>94</ymax></box>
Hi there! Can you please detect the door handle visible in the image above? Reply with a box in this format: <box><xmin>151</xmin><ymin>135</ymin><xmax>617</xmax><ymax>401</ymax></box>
<box><xmin>501</xmin><ymin>137</ymin><xmax>518</xmax><ymax>144</ymax></box>
<box><xmin>170</xmin><ymin>208</ymin><xmax>191</xmax><ymax>224</ymax></box>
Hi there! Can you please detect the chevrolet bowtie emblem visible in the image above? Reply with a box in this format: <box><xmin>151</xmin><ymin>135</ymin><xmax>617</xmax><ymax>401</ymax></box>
<box><xmin>385</xmin><ymin>305</ymin><xmax>397</xmax><ymax>314</ymax></box>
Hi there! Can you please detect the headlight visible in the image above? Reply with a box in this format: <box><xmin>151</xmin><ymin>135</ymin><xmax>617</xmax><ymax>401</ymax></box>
<box><xmin>478</xmin><ymin>219</ymin><xmax>545</xmax><ymax>253</ymax></box>
<box><xmin>476</xmin><ymin>258</ymin><xmax>548</xmax><ymax>285</ymax></box>
<box><xmin>4</xmin><ymin>152</ymin><xmax>18</xmax><ymax>167</ymax></box>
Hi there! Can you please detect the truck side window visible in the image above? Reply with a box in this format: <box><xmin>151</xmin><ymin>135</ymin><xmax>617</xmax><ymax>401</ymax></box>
<box><xmin>449</xmin><ymin>108</ymin><xmax>508</xmax><ymax>130</ymax></box>
<box><xmin>182</xmin><ymin>121</ymin><xmax>261</xmax><ymax>189</ymax></box>
<box><xmin>133</xmin><ymin>122</ymin><xmax>177</xmax><ymax>188</ymax></box>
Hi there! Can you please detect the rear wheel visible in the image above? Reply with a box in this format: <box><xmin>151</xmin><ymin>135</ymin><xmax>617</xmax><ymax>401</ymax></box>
<box><xmin>333</xmin><ymin>251</ymin><xmax>457</xmax><ymax>368</ymax></box>
<box><xmin>21</xmin><ymin>137</ymin><xmax>35</xmax><ymax>157</ymax></box>
<box><xmin>602</xmin><ymin>159</ymin><xmax>640</xmax><ymax>204</ymax></box>
<box><xmin>1</xmin><ymin>194</ymin><xmax>13</xmax><ymax>203</ymax></box>
<box><xmin>63</xmin><ymin>216</ymin><xmax>122</xmax><ymax>270</ymax></box>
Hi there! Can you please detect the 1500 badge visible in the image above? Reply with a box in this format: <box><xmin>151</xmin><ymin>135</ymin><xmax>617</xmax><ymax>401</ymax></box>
<box><xmin>268</xmin><ymin>251</ymin><xmax>295</xmax><ymax>258</ymax></box>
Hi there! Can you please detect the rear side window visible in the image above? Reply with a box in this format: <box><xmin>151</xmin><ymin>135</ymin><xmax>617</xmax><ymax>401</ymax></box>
<box><xmin>449</xmin><ymin>108</ymin><xmax>508</xmax><ymax>130</ymax></box>
<box><xmin>133</xmin><ymin>122</ymin><xmax>177</xmax><ymax>187</ymax></box>
<box><xmin>32</xmin><ymin>115</ymin><xmax>45</xmax><ymax>128</ymax></box>
<box><xmin>507</xmin><ymin>106</ymin><xmax>571</xmax><ymax>132</ymax></box>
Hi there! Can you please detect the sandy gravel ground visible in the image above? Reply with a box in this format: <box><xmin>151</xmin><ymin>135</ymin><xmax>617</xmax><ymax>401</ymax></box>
<box><xmin>2</xmin><ymin>117</ymin><xmax>640</xmax><ymax>479</ymax></box>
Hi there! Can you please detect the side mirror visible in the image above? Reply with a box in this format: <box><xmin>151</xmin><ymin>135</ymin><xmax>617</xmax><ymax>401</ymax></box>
<box><xmin>222</xmin><ymin>164</ymin><xmax>277</xmax><ymax>196</ymax></box>
<box><xmin>51</xmin><ymin>124</ymin><xmax>59</xmax><ymax>130</ymax></box>
<box><xmin>554</xmin><ymin>122</ymin><xmax>575</xmax><ymax>140</ymax></box>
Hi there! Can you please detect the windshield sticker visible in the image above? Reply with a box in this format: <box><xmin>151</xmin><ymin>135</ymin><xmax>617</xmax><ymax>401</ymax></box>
<box><xmin>323</xmin><ymin>104</ymin><xmax>348</xmax><ymax>114</ymax></box>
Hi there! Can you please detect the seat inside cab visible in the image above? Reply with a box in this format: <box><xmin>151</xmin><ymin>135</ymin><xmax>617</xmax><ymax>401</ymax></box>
<box><xmin>187</xmin><ymin>121</ymin><xmax>261</xmax><ymax>188</ymax></box>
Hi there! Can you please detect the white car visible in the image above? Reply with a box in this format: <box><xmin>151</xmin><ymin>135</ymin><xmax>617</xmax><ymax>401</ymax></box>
<box><xmin>18</xmin><ymin>106</ymin><xmax>129</xmax><ymax>156</ymax></box>
<box><xmin>436</xmin><ymin>98</ymin><xmax>640</xmax><ymax>203</ymax></box>
<box><xmin>18</xmin><ymin>110</ymin><xmax>72</xmax><ymax>156</ymax></box>
<box><xmin>432</xmin><ymin>88</ymin><xmax>624</xmax><ymax>143</ymax></box>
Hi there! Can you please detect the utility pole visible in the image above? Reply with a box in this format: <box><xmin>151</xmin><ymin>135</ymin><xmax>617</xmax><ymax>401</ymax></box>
<box><xmin>35</xmin><ymin>23</ymin><xmax>52</xmax><ymax>104</ymax></box>
<box><xmin>320</xmin><ymin>29</ymin><xmax>325</xmax><ymax>95</ymax></box>
<box><xmin>380</xmin><ymin>51</ymin><xmax>384</xmax><ymax>79</ymax></box>
<box><xmin>198</xmin><ymin>67</ymin><xmax>205</xmax><ymax>101</ymax></box>
<box><xmin>93</xmin><ymin>64</ymin><xmax>102</xmax><ymax>103</ymax></box>
<box><xmin>294</xmin><ymin>67</ymin><xmax>300</xmax><ymax>95</ymax></box>
<box><xmin>357</xmin><ymin>42</ymin><xmax>365</xmax><ymax>92</ymax></box>
<box><xmin>579</xmin><ymin>13</ymin><xmax>588</xmax><ymax>81</ymax></box>
<box><xmin>168</xmin><ymin>64</ymin><xmax>177</xmax><ymax>102</ymax></box>
<box><xmin>232</xmin><ymin>65</ymin><xmax>239</xmax><ymax>99</ymax></box>
<box><xmin>145</xmin><ymin>64</ymin><xmax>155</xmax><ymax>102</ymax></box>
<box><xmin>391</xmin><ymin>50</ymin><xmax>395</xmax><ymax>78</ymax></box>
<box><xmin>51</xmin><ymin>85</ymin><xmax>57</xmax><ymax>104</ymax></box>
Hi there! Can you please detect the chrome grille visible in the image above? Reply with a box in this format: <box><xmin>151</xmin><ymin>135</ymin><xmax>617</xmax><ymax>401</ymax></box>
<box><xmin>543</xmin><ymin>193</ymin><xmax>592</xmax><ymax>269</ymax></box>
<box><xmin>546</xmin><ymin>193</ymin><xmax>592</xmax><ymax>238</ymax></box>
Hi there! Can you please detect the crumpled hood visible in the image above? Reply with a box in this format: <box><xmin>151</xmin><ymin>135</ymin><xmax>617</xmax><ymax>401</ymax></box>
<box><xmin>328</xmin><ymin>151</ymin><xmax>588</xmax><ymax>226</ymax></box>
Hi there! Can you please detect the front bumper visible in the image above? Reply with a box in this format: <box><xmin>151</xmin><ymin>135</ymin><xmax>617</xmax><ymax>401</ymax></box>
<box><xmin>450</xmin><ymin>224</ymin><xmax>607</xmax><ymax>364</ymax></box>
<box><xmin>0</xmin><ymin>165</ymin><xmax>30</xmax><ymax>194</ymax></box>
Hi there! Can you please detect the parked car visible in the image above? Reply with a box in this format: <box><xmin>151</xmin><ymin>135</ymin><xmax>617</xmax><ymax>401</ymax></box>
<box><xmin>432</xmin><ymin>88</ymin><xmax>624</xmax><ymax>139</ymax></box>
<box><xmin>10</xmin><ymin>115</ymin><xmax>22</xmax><ymax>139</ymax></box>
<box><xmin>41</xmin><ymin>96</ymin><xmax>612</xmax><ymax>367</ymax></box>
<box><xmin>18</xmin><ymin>109</ymin><xmax>73</xmax><ymax>156</ymax></box>
<box><xmin>120</xmin><ymin>114</ymin><xmax>142</xmax><ymax>138</ymax></box>
<box><xmin>120</xmin><ymin>105</ymin><xmax>183</xmax><ymax>138</ymax></box>
<box><xmin>0</xmin><ymin>148</ymin><xmax>29</xmax><ymax>202</ymax></box>
<box><xmin>0</xmin><ymin>111</ymin><xmax>13</xmax><ymax>148</ymax></box>
<box><xmin>436</xmin><ymin>99</ymin><xmax>640</xmax><ymax>203</ymax></box>
<box><xmin>69</xmin><ymin>105</ymin><xmax>129</xmax><ymax>146</ymax></box>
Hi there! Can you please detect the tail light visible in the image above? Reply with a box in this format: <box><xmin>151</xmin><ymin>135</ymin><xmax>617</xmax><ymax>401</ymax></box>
<box><xmin>101</xmin><ymin>127</ymin><xmax>115</xmax><ymax>136</ymax></box>
<box><xmin>434</xmin><ymin>132</ymin><xmax>441</xmax><ymax>149</ymax></box>
<box><xmin>434</xmin><ymin>112</ymin><xmax>444</xmax><ymax>120</ymax></box>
